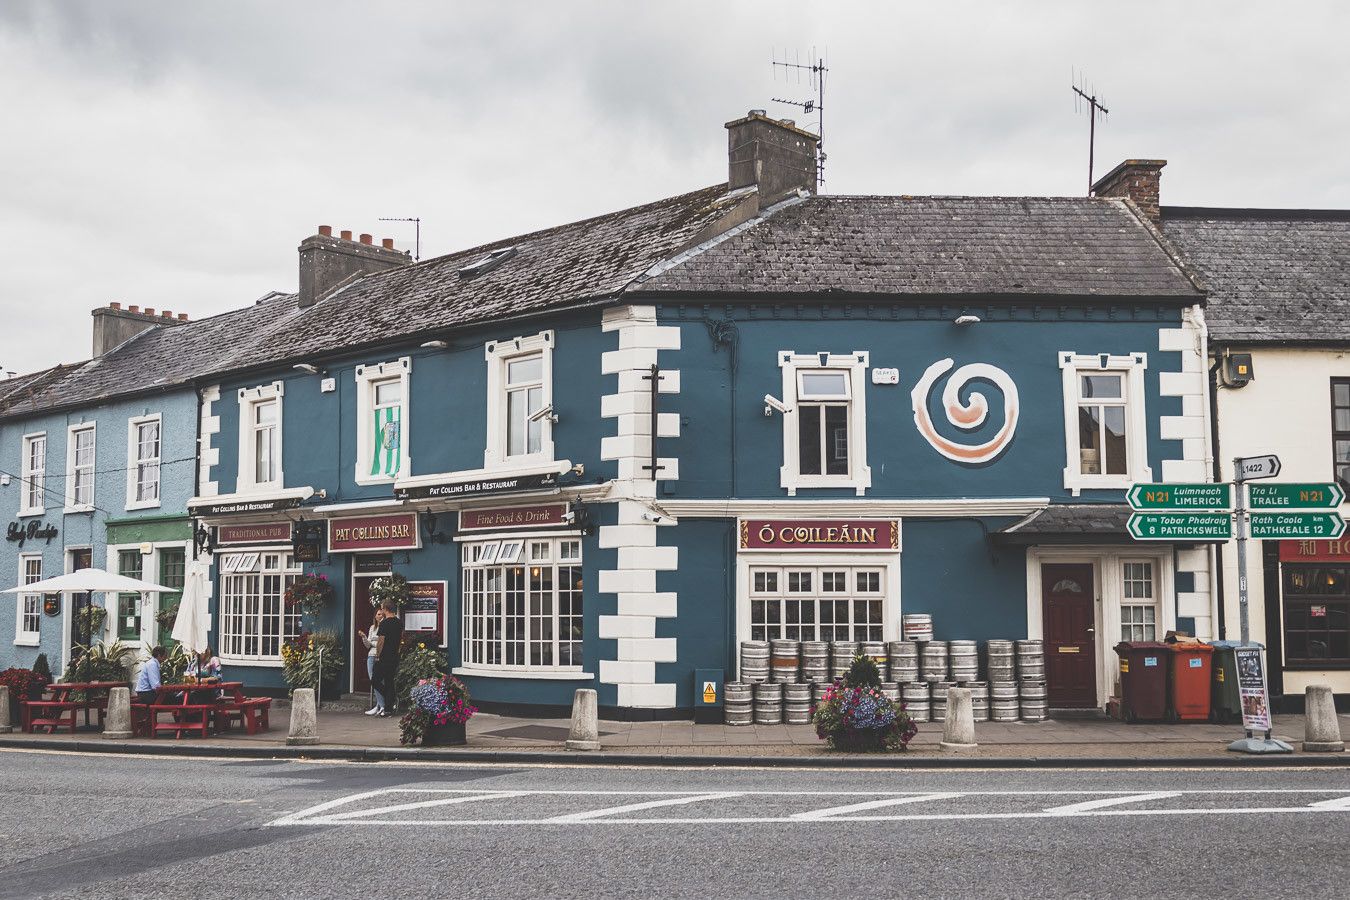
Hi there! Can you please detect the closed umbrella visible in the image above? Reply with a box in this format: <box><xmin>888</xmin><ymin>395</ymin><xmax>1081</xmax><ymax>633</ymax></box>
<box><xmin>171</xmin><ymin>558</ymin><xmax>212</xmax><ymax>656</ymax></box>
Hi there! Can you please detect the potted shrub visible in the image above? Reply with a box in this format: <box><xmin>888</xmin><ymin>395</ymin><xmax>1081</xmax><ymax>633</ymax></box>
<box><xmin>32</xmin><ymin>654</ymin><xmax>53</xmax><ymax>687</ymax></box>
<box><xmin>394</xmin><ymin>641</ymin><xmax>447</xmax><ymax>713</ymax></box>
<box><xmin>62</xmin><ymin>640</ymin><xmax>137</xmax><ymax>691</ymax></box>
<box><xmin>812</xmin><ymin>653</ymin><xmax>917</xmax><ymax>752</ymax></box>
<box><xmin>280</xmin><ymin>630</ymin><xmax>345</xmax><ymax>700</ymax></box>
<box><xmin>399</xmin><ymin>675</ymin><xmax>476</xmax><ymax>746</ymax></box>
<box><xmin>0</xmin><ymin>668</ymin><xmax>43</xmax><ymax>723</ymax></box>
<box><xmin>283</xmin><ymin>573</ymin><xmax>335</xmax><ymax>619</ymax></box>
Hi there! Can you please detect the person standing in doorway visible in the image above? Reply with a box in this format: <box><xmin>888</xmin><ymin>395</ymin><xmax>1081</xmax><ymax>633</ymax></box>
<box><xmin>372</xmin><ymin>601</ymin><xmax>403</xmax><ymax>717</ymax></box>
<box><xmin>362</xmin><ymin>607</ymin><xmax>386</xmax><ymax>716</ymax></box>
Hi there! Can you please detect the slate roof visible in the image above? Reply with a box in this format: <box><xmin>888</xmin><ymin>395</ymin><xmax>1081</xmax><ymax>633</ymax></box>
<box><xmin>241</xmin><ymin>184</ymin><xmax>739</xmax><ymax>364</ymax></box>
<box><xmin>994</xmin><ymin>504</ymin><xmax>1133</xmax><ymax>545</ymax></box>
<box><xmin>635</xmin><ymin>195</ymin><xmax>1202</xmax><ymax>300</ymax></box>
<box><xmin>0</xmin><ymin>293</ymin><xmax>301</xmax><ymax>420</ymax></box>
<box><xmin>1161</xmin><ymin>207</ymin><xmax>1350</xmax><ymax>343</ymax></box>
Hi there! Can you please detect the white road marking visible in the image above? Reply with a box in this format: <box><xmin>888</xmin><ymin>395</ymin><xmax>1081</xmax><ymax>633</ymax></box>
<box><xmin>1309</xmin><ymin>795</ymin><xmax>1350</xmax><ymax>810</ymax></box>
<box><xmin>791</xmin><ymin>792</ymin><xmax>966</xmax><ymax>820</ymax></box>
<box><xmin>1043</xmin><ymin>791</ymin><xmax>1183</xmax><ymax>815</ymax></box>
<box><xmin>546</xmin><ymin>792</ymin><xmax>742</xmax><ymax>822</ymax></box>
<box><xmin>320</xmin><ymin>792</ymin><xmax>527</xmax><ymax>823</ymax></box>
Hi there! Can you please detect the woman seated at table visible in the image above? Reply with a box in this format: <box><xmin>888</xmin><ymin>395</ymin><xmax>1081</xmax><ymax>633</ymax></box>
<box><xmin>186</xmin><ymin>647</ymin><xmax>222</xmax><ymax>681</ymax></box>
<box><xmin>135</xmin><ymin>646</ymin><xmax>167</xmax><ymax>705</ymax></box>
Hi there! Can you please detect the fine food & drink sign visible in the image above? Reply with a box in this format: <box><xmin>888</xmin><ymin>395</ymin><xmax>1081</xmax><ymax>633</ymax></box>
<box><xmin>460</xmin><ymin>503</ymin><xmax>568</xmax><ymax>532</ymax></box>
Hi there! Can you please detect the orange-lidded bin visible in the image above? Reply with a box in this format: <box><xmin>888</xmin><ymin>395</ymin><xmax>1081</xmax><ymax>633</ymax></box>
<box><xmin>1167</xmin><ymin>642</ymin><xmax>1214</xmax><ymax>722</ymax></box>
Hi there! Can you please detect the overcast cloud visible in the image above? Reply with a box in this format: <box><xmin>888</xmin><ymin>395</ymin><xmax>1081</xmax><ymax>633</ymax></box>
<box><xmin>2</xmin><ymin>1</ymin><xmax>1346</xmax><ymax>376</ymax></box>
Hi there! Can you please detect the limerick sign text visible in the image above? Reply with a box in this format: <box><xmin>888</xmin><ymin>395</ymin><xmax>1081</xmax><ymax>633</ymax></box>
<box><xmin>1127</xmin><ymin>483</ymin><xmax>1232</xmax><ymax>511</ymax></box>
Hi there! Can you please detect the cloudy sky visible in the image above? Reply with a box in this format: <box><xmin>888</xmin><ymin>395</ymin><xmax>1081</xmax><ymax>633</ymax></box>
<box><xmin>2</xmin><ymin>1</ymin><xmax>1346</xmax><ymax>375</ymax></box>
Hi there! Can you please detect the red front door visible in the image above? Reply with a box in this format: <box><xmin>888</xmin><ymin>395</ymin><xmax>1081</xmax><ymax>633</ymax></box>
<box><xmin>352</xmin><ymin>578</ymin><xmax>377</xmax><ymax>692</ymax></box>
<box><xmin>1042</xmin><ymin>563</ymin><xmax>1098</xmax><ymax>708</ymax></box>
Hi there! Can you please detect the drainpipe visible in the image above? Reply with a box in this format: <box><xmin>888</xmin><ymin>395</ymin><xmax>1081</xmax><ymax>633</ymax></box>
<box><xmin>1207</xmin><ymin>353</ymin><xmax>1226</xmax><ymax>639</ymax></box>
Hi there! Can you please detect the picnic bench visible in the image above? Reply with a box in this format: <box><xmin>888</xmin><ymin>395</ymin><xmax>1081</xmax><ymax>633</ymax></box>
<box><xmin>146</xmin><ymin>682</ymin><xmax>272</xmax><ymax>738</ymax></box>
<box><xmin>22</xmin><ymin>682</ymin><xmax>126</xmax><ymax>734</ymax></box>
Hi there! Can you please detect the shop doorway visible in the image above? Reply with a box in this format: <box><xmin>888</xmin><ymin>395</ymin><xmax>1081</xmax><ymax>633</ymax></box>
<box><xmin>351</xmin><ymin>577</ymin><xmax>378</xmax><ymax>693</ymax></box>
<box><xmin>1041</xmin><ymin>562</ymin><xmax>1098</xmax><ymax>708</ymax></box>
<box><xmin>67</xmin><ymin>548</ymin><xmax>94</xmax><ymax>663</ymax></box>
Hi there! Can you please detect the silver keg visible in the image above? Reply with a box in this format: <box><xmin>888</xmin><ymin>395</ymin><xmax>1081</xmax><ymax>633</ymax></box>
<box><xmin>880</xmin><ymin>682</ymin><xmax>900</xmax><ymax>702</ymax></box>
<box><xmin>990</xmin><ymin>698</ymin><xmax>1020</xmax><ymax>722</ymax></box>
<box><xmin>929</xmin><ymin>681</ymin><xmax>955</xmax><ymax>722</ymax></box>
<box><xmin>1019</xmin><ymin>680</ymin><xmax>1047</xmax><ymax>701</ymax></box>
<box><xmin>906</xmin><ymin>702</ymin><xmax>931</xmax><ymax>723</ymax></box>
<box><xmin>770</xmin><ymin>639</ymin><xmax>801</xmax><ymax>683</ymax></box>
<box><xmin>830</xmin><ymin>641</ymin><xmax>859</xmax><ymax>678</ymax></box>
<box><xmin>740</xmin><ymin>641</ymin><xmax>770</xmax><ymax>683</ymax></box>
<box><xmin>800</xmin><ymin>641</ymin><xmax>830</xmax><ymax>683</ymax></box>
<box><xmin>949</xmin><ymin>640</ymin><xmax>978</xmax><ymax>682</ymax></box>
<box><xmin>919</xmin><ymin>640</ymin><xmax>949</xmax><ymax>682</ymax></box>
<box><xmin>784</xmin><ymin>683</ymin><xmax>813</xmax><ymax>724</ymax></box>
<box><xmin>753</xmin><ymin>681</ymin><xmax>783</xmax><ymax>724</ymax></box>
<box><xmin>990</xmin><ymin>682</ymin><xmax>1019</xmax><ymax>701</ymax></box>
<box><xmin>887</xmin><ymin>640</ymin><xmax>919</xmax><ymax>683</ymax></box>
<box><xmin>861</xmin><ymin>641</ymin><xmax>888</xmax><ymax>679</ymax></box>
<box><xmin>811</xmin><ymin>681</ymin><xmax>830</xmax><ymax>704</ymax></box>
<box><xmin>724</xmin><ymin>682</ymin><xmax>753</xmax><ymax>726</ymax></box>
<box><xmin>1020</xmin><ymin>700</ymin><xmax>1048</xmax><ymax>722</ymax></box>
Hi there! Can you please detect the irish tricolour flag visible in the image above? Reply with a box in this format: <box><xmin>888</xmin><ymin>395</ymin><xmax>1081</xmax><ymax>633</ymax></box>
<box><xmin>371</xmin><ymin>406</ymin><xmax>402</xmax><ymax>477</ymax></box>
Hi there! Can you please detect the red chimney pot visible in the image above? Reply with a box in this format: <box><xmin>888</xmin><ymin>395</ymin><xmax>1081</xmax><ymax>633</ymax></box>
<box><xmin>381</xmin><ymin>238</ymin><xmax>394</xmax><ymax>249</ymax></box>
<box><xmin>340</xmin><ymin>230</ymin><xmax>352</xmax><ymax>240</ymax></box>
<box><xmin>318</xmin><ymin>225</ymin><xmax>332</xmax><ymax>236</ymax></box>
<box><xmin>177</xmin><ymin>313</ymin><xmax>189</xmax><ymax>321</ymax></box>
<box><xmin>161</xmin><ymin>310</ymin><xmax>173</xmax><ymax>318</ymax></box>
<box><xmin>359</xmin><ymin>233</ymin><xmax>373</xmax><ymax>245</ymax></box>
<box><xmin>128</xmin><ymin>305</ymin><xmax>140</xmax><ymax>313</ymax></box>
<box><xmin>109</xmin><ymin>302</ymin><xmax>122</xmax><ymax>310</ymax></box>
<box><xmin>144</xmin><ymin>308</ymin><xmax>155</xmax><ymax>316</ymax></box>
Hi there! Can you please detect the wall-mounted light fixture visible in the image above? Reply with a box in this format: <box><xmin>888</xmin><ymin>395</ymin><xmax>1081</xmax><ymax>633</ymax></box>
<box><xmin>292</xmin><ymin>363</ymin><xmax>325</xmax><ymax>375</ymax></box>
<box><xmin>954</xmin><ymin>315</ymin><xmax>981</xmax><ymax>326</ymax></box>
<box><xmin>420</xmin><ymin>340</ymin><xmax>448</xmax><ymax>349</ymax></box>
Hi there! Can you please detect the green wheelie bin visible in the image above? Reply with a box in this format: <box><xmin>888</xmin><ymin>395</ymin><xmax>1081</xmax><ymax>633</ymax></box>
<box><xmin>1209</xmin><ymin>640</ymin><xmax>1263</xmax><ymax>724</ymax></box>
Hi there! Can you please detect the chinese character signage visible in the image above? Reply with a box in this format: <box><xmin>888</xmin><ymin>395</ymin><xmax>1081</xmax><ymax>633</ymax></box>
<box><xmin>1279</xmin><ymin>538</ymin><xmax>1350</xmax><ymax>563</ymax></box>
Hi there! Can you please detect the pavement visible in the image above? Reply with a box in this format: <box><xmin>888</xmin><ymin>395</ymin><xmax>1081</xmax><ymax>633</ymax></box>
<box><xmin>0</xmin><ymin>750</ymin><xmax>1347</xmax><ymax>898</ymax></box>
<box><xmin>3</xmin><ymin>703</ymin><xmax>1348</xmax><ymax>764</ymax></box>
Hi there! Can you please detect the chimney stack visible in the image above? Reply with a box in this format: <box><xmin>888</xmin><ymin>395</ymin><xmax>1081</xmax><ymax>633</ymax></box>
<box><xmin>725</xmin><ymin>110</ymin><xmax>818</xmax><ymax>204</ymax></box>
<box><xmin>1093</xmin><ymin>159</ymin><xmax>1167</xmax><ymax>226</ymax></box>
<box><xmin>298</xmin><ymin>225</ymin><xmax>411</xmax><ymax>309</ymax></box>
<box><xmin>91</xmin><ymin>302</ymin><xmax>189</xmax><ymax>357</ymax></box>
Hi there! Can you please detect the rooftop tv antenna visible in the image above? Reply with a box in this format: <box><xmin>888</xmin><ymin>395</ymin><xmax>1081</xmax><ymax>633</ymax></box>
<box><xmin>378</xmin><ymin>216</ymin><xmax>422</xmax><ymax>260</ymax></box>
<box><xmin>1071</xmin><ymin>70</ymin><xmax>1109</xmax><ymax>195</ymax></box>
<box><xmin>771</xmin><ymin>47</ymin><xmax>829</xmax><ymax>188</ymax></box>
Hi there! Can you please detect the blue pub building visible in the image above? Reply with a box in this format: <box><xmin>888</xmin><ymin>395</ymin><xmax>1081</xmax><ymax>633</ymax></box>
<box><xmin>187</xmin><ymin>112</ymin><xmax>1216</xmax><ymax>716</ymax></box>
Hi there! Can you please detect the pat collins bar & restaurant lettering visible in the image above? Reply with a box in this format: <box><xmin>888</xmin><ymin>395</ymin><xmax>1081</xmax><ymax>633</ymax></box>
<box><xmin>327</xmin><ymin>513</ymin><xmax>421</xmax><ymax>552</ymax></box>
<box><xmin>740</xmin><ymin>519</ymin><xmax>900</xmax><ymax>551</ymax></box>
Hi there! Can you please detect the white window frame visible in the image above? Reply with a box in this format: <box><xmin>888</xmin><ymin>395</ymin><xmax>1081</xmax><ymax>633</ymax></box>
<box><xmin>456</xmin><ymin>534</ymin><xmax>583</xmax><ymax>675</ymax></box>
<box><xmin>778</xmin><ymin>350</ymin><xmax>872</xmax><ymax>496</ymax></box>
<box><xmin>237</xmin><ymin>382</ymin><xmax>284</xmax><ymax>493</ymax></box>
<box><xmin>484</xmin><ymin>331</ymin><xmax>555</xmax><ymax>469</ymax></box>
<box><xmin>64</xmin><ymin>423</ymin><xmax>96</xmax><ymax>512</ymax></box>
<box><xmin>1120</xmin><ymin>558</ymin><xmax>1160</xmax><ymax>642</ymax></box>
<box><xmin>1059</xmin><ymin>352</ymin><xmax>1151</xmax><ymax>494</ymax></box>
<box><xmin>125</xmin><ymin>414</ymin><xmax>162</xmax><ymax>511</ymax></box>
<box><xmin>15</xmin><ymin>554</ymin><xmax>43</xmax><ymax>646</ymax></box>
<box><xmin>19</xmin><ymin>431</ymin><xmax>46</xmax><ymax>517</ymax></box>
<box><xmin>355</xmin><ymin>357</ymin><xmax>412</xmax><ymax>485</ymax></box>
<box><xmin>216</xmin><ymin>550</ymin><xmax>302</xmax><ymax>665</ymax></box>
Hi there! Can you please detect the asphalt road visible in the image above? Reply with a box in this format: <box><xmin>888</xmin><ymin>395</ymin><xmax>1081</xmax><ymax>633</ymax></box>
<box><xmin>0</xmin><ymin>749</ymin><xmax>1347</xmax><ymax>899</ymax></box>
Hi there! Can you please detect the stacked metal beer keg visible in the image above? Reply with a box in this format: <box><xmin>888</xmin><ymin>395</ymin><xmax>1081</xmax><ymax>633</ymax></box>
<box><xmin>929</xmin><ymin>680</ymin><xmax>955</xmax><ymax>722</ymax></box>
<box><xmin>753</xmin><ymin>681</ymin><xmax>783</xmax><ymax>724</ymax></box>
<box><xmin>783</xmin><ymin>683</ymin><xmax>813</xmax><ymax>724</ymax></box>
<box><xmin>919</xmin><ymin>640</ymin><xmax>949</xmax><ymax>682</ymax></box>
<box><xmin>724</xmin><ymin>681</ymin><xmax>753</xmax><ymax>725</ymax></box>
<box><xmin>770</xmin><ymin>639</ymin><xmax>801</xmax><ymax>683</ymax></box>
<box><xmin>800</xmin><ymin>641</ymin><xmax>829</xmax><ymax>683</ymax></box>
<box><xmin>901</xmin><ymin>681</ymin><xmax>930</xmax><ymax>723</ymax></box>
<box><xmin>887</xmin><ymin>641</ymin><xmax>918</xmax><ymax>683</ymax></box>
<box><xmin>1016</xmin><ymin>639</ymin><xmax>1047</xmax><ymax>721</ymax></box>
<box><xmin>830</xmin><ymin>641</ymin><xmax>859</xmax><ymax>680</ymax></box>
<box><xmin>985</xmin><ymin>639</ymin><xmax>1016</xmax><ymax>685</ymax></box>
<box><xmin>740</xmin><ymin>641</ymin><xmax>770</xmax><ymax>683</ymax></box>
<box><xmin>862</xmin><ymin>641</ymin><xmax>888</xmax><ymax>679</ymax></box>
<box><xmin>948</xmin><ymin>640</ymin><xmax>979</xmax><ymax>682</ymax></box>
<box><xmin>968</xmin><ymin>680</ymin><xmax>990</xmax><ymax>721</ymax></box>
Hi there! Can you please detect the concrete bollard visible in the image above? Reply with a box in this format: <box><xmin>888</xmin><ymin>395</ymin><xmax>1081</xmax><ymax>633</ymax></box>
<box><xmin>102</xmin><ymin>686</ymin><xmax>133</xmax><ymax>739</ymax></box>
<box><xmin>0</xmin><ymin>685</ymin><xmax>11</xmax><ymax>734</ymax></box>
<box><xmin>939</xmin><ymin>686</ymin><xmax>978</xmax><ymax>752</ymax></box>
<box><xmin>1302</xmin><ymin>684</ymin><xmax>1345</xmax><ymax>753</ymax></box>
<box><xmin>564</xmin><ymin>688</ymin><xmax>601</xmax><ymax>751</ymax></box>
<box><xmin>286</xmin><ymin>688</ymin><xmax>320</xmax><ymax>746</ymax></box>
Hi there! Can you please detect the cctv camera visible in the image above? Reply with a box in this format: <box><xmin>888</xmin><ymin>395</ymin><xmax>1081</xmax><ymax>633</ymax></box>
<box><xmin>528</xmin><ymin>404</ymin><xmax>558</xmax><ymax>424</ymax></box>
<box><xmin>763</xmin><ymin>394</ymin><xmax>789</xmax><ymax>415</ymax></box>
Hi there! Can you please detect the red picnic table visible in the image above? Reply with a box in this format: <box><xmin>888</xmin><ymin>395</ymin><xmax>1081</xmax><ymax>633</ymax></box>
<box><xmin>145</xmin><ymin>682</ymin><xmax>272</xmax><ymax>739</ymax></box>
<box><xmin>22</xmin><ymin>681</ymin><xmax>127</xmax><ymax>734</ymax></box>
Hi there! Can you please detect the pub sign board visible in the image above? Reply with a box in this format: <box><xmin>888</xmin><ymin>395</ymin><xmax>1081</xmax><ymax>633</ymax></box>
<box><xmin>460</xmin><ymin>503</ymin><xmax>569</xmax><ymax>533</ymax></box>
<box><xmin>739</xmin><ymin>519</ymin><xmax>900</xmax><ymax>551</ymax></box>
<box><xmin>328</xmin><ymin>513</ymin><xmax>421</xmax><ymax>553</ymax></box>
<box><xmin>217</xmin><ymin>522</ymin><xmax>294</xmax><ymax>546</ymax></box>
<box><xmin>395</xmin><ymin>471</ymin><xmax>559</xmax><ymax>501</ymax></box>
<box><xmin>189</xmin><ymin>496</ymin><xmax>303</xmax><ymax>516</ymax></box>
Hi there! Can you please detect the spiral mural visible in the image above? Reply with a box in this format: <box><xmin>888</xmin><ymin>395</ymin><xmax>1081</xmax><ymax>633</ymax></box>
<box><xmin>910</xmin><ymin>358</ymin><xmax>1020</xmax><ymax>464</ymax></box>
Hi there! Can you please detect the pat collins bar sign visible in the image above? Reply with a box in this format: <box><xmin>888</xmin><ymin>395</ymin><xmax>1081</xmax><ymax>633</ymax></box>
<box><xmin>740</xmin><ymin>519</ymin><xmax>900</xmax><ymax>551</ymax></box>
<box><xmin>327</xmin><ymin>513</ymin><xmax>421</xmax><ymax>552</ymax></box>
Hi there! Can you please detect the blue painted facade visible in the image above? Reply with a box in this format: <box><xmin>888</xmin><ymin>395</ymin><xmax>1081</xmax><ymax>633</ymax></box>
<box><xmin>0</xmin><ymin>389</ymin><xmax>198</xmax><ymax>673</ymax></box>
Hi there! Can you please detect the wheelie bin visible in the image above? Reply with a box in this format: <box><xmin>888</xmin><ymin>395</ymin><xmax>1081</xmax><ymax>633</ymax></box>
<box><xmin>1208</xmin><ymin>640</ymin><xmax>1263</xmax><ymax>724</ymax></box>
<box><xmin>1113</xmin><ymin>641</ymin><xmax>1170</xmax><ymax>722</ymax></box>
<box><xmin>1166</xmin><ymin>640</ymin><xmax>1214</xmax><ymax>721</ymax></box>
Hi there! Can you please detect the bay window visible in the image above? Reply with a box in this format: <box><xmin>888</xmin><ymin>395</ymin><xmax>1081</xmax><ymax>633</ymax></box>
<box><xmin>461</xmin><ymin>536</ymin><xmax>582</xmax><ymax>670</ymax></box>
<box><xmin>218</xmin><ymin>552</ymin><xmax>302</xmax><ymax>661</ymax></box>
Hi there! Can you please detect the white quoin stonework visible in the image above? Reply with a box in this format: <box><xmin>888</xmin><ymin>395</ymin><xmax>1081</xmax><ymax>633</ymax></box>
<box><xmin>598</xmin><ymin>305</ymin><xmax>681</xmax><ymax>708</ymax></box>
<box><xmin>197</xmin><ymin>385</ymin><xmax>221</xmax><ymax>497</ymax></box>
<box><xmin>1157</xmin><ymin>307</ymin><xmax>1210</xmax><ymax>484</ymax></box>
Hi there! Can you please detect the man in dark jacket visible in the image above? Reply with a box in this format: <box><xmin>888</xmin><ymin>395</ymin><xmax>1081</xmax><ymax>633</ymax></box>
<box><xmin>372</xmin><ymin>600</ymin><xmax>403</xmax><ymax>717</ymax></box>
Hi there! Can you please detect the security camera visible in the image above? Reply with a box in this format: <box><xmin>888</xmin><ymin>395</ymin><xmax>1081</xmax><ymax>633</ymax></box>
<box><xmin>528</xmin><ymin>404</ymin><xmax>558</xmax><ymax>424</ymax></box>
<box><xmin>763</xmin><ymin>394</ymin><xmax>789</xmax><ymax>416</ymax></box>
<box><xmin>561</xmin><ymin>509</ymin><xmax>576</xmax><ymax>524</ymax></box>
<box><xmin>641</xmin><ymin>512</ymin><xmax>663</xmax><ymax>523</ymax></box>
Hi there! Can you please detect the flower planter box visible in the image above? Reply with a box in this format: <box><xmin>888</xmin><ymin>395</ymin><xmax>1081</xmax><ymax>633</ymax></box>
<box><xmin>421</xmin><ymin>720</ymin><xmax>466</xmax><ymax>747</ymax></box>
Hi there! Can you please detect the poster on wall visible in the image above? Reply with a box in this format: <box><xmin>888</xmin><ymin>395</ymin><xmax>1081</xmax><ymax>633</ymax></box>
<box><xmin>1235</xmin><ymin>646</ymin><xmax>1272</xmax><ymax>732</ymax></box>
<box><xmin>403</xmin><ymin>581</ymin><xmax>446</xmax><ymax>643</ymax></box>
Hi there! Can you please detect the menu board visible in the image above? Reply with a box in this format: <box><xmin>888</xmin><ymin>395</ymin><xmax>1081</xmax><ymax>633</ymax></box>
<box><xmin>404</xmin><ymin>581</ymin><xmax>445</xmax><ymax>642</ymax></box>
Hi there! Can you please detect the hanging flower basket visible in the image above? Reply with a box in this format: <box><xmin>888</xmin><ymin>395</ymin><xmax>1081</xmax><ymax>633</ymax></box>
<box><xmin>369</xmin><ymin>573</ymin><xmax>411</xmax><ymax>610</ymax></box>
<box><xmin>283</xmin><ymin>573</ymin><xmax>335</xmax><ymax>618</ymax></box>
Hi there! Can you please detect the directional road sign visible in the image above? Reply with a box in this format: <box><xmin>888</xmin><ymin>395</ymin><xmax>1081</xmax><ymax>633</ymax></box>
<box><xmin>1248</xmin><ymin>513</ymin><xmax>1347</xmax><ymax>540</ymax></box>
<box><xmin>1128</xmin><ymin>512</ymin><xmax>1233</xmax><ymax>541</ymax></box>
<box><xmin>1127</xmin><ymin>483</ymin><xmax>1232</xmax><ymax>511</ymax></box>
<box><xmin>1235</xmin><ymin>454</ymin><xmax>1281</xmax><ymax>481</ymax></box>
<box><xmin>1247</xmin><ymin>482</ymin><xmax>1346</xmax><ymax>510</ymax></box>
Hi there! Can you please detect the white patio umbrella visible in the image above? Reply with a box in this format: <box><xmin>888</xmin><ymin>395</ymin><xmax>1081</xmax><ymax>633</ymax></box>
<box><xmin>1</xmin><ymin>567</ymin><xmax>175</xmax><ymax>595</ymax></box>
<box><xmin>171</xmin><ymin>558</ymin><xmax>212</xmax><ymax>655</ymax></box>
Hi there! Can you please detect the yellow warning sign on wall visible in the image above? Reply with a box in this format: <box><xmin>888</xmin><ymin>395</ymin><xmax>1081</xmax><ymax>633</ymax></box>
<box><xmin>702</xmin><ymin>681</ymin><xmax>717</xmax><ymax>704</ymax></box>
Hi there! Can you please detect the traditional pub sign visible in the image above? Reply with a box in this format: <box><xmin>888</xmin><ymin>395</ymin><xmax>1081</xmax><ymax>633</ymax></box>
<box><xmin>6</xmin><ymin>520</ymin><xmax>58</xmax><ymax>548</ymax></box>
<box><xmin>739</xmin><ymin>519</ymin><xmax>900</xmax><ymax>551</ymax></box>
<box><xmin>217</xmin><ymin>522</ymin><xmax>294</xmax><ymax>546</ymax></box>
<box><xmin>459</xmin><ymin>503</ymin><xmax>569</xmax><ymax>532</ymax></box>
<box><xmin>328</xmin><ymin>513</ymin><xmax>421</xmax><ymax>553</ymax></box>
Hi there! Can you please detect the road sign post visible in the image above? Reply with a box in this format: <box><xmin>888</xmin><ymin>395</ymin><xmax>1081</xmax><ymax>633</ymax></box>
<box><xmin>1247</xmin><ymin>482</ymin><xmax>1345</xmax><ymax>511</ymax></box>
